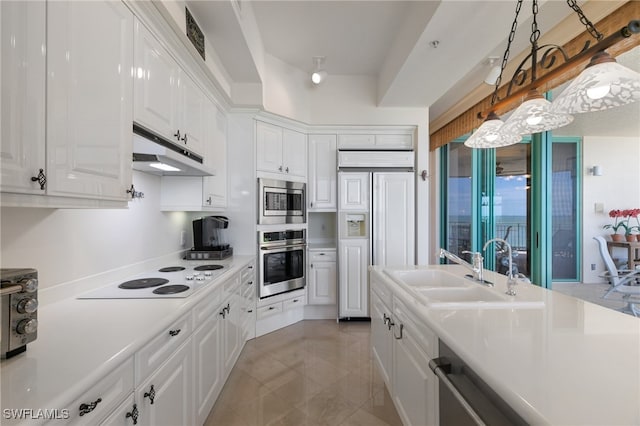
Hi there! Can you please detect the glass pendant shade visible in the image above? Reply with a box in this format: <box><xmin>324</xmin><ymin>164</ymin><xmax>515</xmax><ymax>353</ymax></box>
<box><xmin>503</xmin><ymin>90</ymin><xmax>573</xmax><ymax>135</ymax></box>
<box><xmin>464</xmin><ymin>112</ymin><xmax>522</xmax><ymax>148</ymax></box>
<box><xmin>551</xmin><ymin>51</ymin><xmax>640</xmax><ymax>114</ymax></box>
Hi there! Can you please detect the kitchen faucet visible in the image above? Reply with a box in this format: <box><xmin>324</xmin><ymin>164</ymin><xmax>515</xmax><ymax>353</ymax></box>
<box><xmin>438</xmin><ymin>248</ymin><xmax>488</xmax><ymax>285</ymax></box>
<box><xmin>482</xmin><ymin>238</ymin><xmax>519</xmax><ymax>295</ymax></box>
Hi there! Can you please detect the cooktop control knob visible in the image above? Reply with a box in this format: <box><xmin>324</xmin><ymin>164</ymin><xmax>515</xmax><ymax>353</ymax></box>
<box><xmin>196</xmin><ymin>275</ymin><xmax>205</xmax><ymax>281</ymax></box>
<box><xmin>20</xmin><ymin>278</ymin><xmax>38</xmax><ymax>293</ymax></box>
<box><xmin>185</xmin><ymin>275</ymin><xmax>194</xmax><ymax>281</ymax></box>
<box><xmin>17</xmin><ymin>298</ymin><xmax>38</xmax><ymax>314</ymax></box>
<box><xmin>16</xmin><ymin>318</ymin><xmax>38</xmax><ymax>335</ymax></box>
<box><xmin>204</xmin><ymin>271</ymin><xmax>213</xmax><ymax>277</ymax></box>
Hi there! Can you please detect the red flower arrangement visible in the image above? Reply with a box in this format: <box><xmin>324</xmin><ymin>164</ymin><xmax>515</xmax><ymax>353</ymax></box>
<box><xmin>604</xmin><ymin>209</ymin><xmax>640</xmax><ymax>241</ymax></box>
<box><xmin>604</xmin><ymin>209</ymin><xmax>626</xmax><ymax>234</ymax></box>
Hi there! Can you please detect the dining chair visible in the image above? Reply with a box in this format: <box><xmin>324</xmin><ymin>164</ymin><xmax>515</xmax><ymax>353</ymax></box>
<box><xmin>593</xmin><ymin>236</ymin><xmax>640</xmax><ymax>316</ymax></box>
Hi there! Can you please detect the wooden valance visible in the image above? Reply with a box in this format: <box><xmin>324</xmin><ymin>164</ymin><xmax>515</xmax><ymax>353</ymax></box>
<box><xmin>430</xmin><ymin>1</ymin><xmax>640</xmax><ymax>151</ymax></box>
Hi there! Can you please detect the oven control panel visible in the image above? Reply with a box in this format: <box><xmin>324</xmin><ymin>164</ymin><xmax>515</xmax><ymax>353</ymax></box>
<box><xmin>1</xmin><ymin>268</ymin><xmax>38</xmax><ymax>359</ymax></box>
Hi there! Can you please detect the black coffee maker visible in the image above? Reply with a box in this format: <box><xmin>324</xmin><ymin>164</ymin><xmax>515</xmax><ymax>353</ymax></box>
<box><xmin>188</xmin><ymin>216</ymin><xmax>233</xmax><ymax>260</ymax></box>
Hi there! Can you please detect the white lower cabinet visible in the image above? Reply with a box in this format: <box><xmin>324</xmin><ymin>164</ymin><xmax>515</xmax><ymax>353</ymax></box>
<box><xmin>136</xmin><ymin>339</ymin><xmax>193</xmax><ymax>426</ymax></box>
<box><xmin>307</xmin><ymin>250</ymin><xmax>337</xmax><ymax>305</ymax></box>
<box><xmin>371</xmin><ymin>274</ymin><xmax>438</xmax><ymax>426</ymax></box>
<box><xmin>99</xmin><ymin>395</ymin><xmax>137</xmax><ymax>426</ymax></box>
<box><xmin>193</xmin><ymin>312</ymin><xmax>223</xmax><ymax>425</ymax></box>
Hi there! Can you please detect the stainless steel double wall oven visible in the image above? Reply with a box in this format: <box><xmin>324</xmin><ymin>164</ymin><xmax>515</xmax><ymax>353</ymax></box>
<box><xmin>258</xmin><ymin>229</ymin><xmax>306</xmax><ymax>299</ymax></box>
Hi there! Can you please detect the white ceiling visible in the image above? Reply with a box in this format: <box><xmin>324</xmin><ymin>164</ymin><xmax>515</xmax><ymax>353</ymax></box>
<box><xmin>186</xmin><ymin>0</ymin><xmax>638</xmax><ymax>135</ymax></box>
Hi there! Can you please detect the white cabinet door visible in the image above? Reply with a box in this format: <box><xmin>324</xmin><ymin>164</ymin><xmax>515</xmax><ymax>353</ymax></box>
<box><xmin>308</xmin><ymin>135</ymin><xmax>337</xmax><ymax>211</ymax></box>
<box><xmin>282</xmin><ymin>128</ymin><xmax>306</xmax><ymax>179</ymax></box>
<box><xmin>392</xmin><ymin>299</ymin><xmax>437</xmax><ymax>426</ymax></box>
<box><xmin>133</xmin><ymin>19</ymin><xmax>179</xmax><ymax>142</ymax></box>
<box><xmin>339</xmin><ymin>172</ymin><xmax>370</xmax><ymax>211</ymax></box>
<box><xmin>308</xmin><ymin>259</ymin><xmax>337</xmax><ymax>305</ymax></box>
<box><xmin>339</xmin><ymin>238</ymin><xmax>369</xmax><ymax>317</ymax></box>
<box><xmin>193</xmin><ymin>314</ymin><xmax>222</xmax><ymax>426</ymax></box>
<box><xmin>203</xmin><ymin>103</ymin><xmax>227</xmax><ymax>209</ymax></box>
<box><xmin>370</xmin><ymin>288</ymin><xmax>393</xmax><ymax>390</ymax></box>
<box><xmin>222</xmin><ymin>278</ymin><xmax>241</xmax><ymax>373</ymax></box>
<box><xmin>179</xmin><ymin>71</ymin><xmax>205</xmax><ymax>156</ymax></box>
<box><xmin>372</xmin><ymin>172</ymin><xmax>415</xmax><ymax>266</ymax></box>
<box><xmin>136</xmin><ymin>340</ymin><xmax>193</xmax><ymax>426</ymax></box>
<box><xmin>256</xmin><ymin>121</ymin><xmax>283</xmax><ymax>174</ymax></box>
<box><xmin>47</xmin><ymin>0</ymin><xmax>133</xmax><ymax>200</ymax></box>
<box><xmin>0</xmin><ymin>0</ymin><xmax>46</xmax><ymax>195</ymax></box>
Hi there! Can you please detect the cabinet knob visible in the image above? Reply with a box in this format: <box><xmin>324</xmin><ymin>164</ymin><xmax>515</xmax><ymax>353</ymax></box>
<box><xmin>125</xmin><ymin>404</ymin><xmax>139</xmax><ymax>425</ymax></box>
<box><xmin>278</xmin><ymin>165</ymin><xmax>283</xmax><ymax>172</ymax></box>
<box><xmin>206</xmin><ymin>196</ymin><xmax>212</xmax><ymax>205</ymax></box>
<box><xmin>30</xmin><ymin>168</ymin><xmax>46</xmax><ymax>190</ymax></box>
<box><xmin>310</xmin><ymin>264</ymin><xmax>313</xmax><ymax>268</ymax></box>
<box><xmin>79</xmin><ymin>398</ymin><xmax>102</xmax><ymax>416</ymax></box>
<box><xmin>310</xmin><ymin>202</ymin><xmax>313</xmax><ymax>208</ymax></box>
<box><xmin>144</xmin><ymin>384</ymin><xmax>156</xmax><ymax>405</ymax></box>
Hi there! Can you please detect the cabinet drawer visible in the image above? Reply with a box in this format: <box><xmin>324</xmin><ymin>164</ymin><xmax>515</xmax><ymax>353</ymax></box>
<box><xmin>393</xmin><ymin>297</ymin><xmax>437</xmax><ymax>357</ymax></box>
<box><xmin>283</xmin><ymin>296</ymin><xmax>304</xmax><ymax>311</ymax></box>
<box><xmin>135</xmin><ymin>312</ymin><xmax>192</xmax><ymax>385</ymax></box>
<box><xmin>241</xmin><ymin>262</ymin><xmax>256</xmax><ymax>282</ymax></box>
<box><xmin>338</xmin><ymin>134</ymin><xmax>375</xmax><ymax>149</ymax></box>
<box><xmin>257</xmin><ymin>302</ymin><xmax>282</xmax><ymax>319</ymax></box>
<box><xmin>309</xmin><ymin>251</ymin><xmax>336</xmax><ymax>262</ymax></box>
<box><xmin>222</xmin><ymin>274</ymin><xmax>240</xmax><ymax>300</ymax></box>
<box><xmin>193</xmin><ymin>288</ymin><xmax>221</xmax><ymax>324</ymax></box>
<box><xmin>56</xmin><ymin>357</ymin><xmax>134</xmax><ymax>425</ymax></box>
<box><xmin>375</xmin><ymin>134</ymin><xmax>413</xmax><ymax>149</ymax></box>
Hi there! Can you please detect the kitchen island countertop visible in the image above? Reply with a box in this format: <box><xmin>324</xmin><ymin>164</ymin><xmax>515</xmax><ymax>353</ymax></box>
<box><xmin>371</xmin><ymin>264</ymin><xmax>640</xmax><ymax>425</ymax></box>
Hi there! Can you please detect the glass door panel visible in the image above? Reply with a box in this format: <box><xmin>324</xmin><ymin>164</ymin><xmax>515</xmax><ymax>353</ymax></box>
<box><xmin>443</xmin><ymin>142</ymin><xmax>473</xmax><ymax>257</ymax></box>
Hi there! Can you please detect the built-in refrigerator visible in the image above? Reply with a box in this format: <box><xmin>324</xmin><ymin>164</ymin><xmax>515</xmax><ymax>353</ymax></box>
<box><xmin>337</xmin><ymin>151</ymin><xmax>415</xmax><ymax>318</ymax></box>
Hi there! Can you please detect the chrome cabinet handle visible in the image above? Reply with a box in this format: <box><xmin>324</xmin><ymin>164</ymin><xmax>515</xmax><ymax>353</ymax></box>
<box><xmin>125</xmin><ymin>404</ymin><xmax>139</xmax><ymax>425</ymax></box>
<box><xmin>144</xmin><ymin>384</ymin><xmax>155</xmax><ymax>405</ymax></box>
<box><xmin>393</xmin><ymin>323</ymin><xmax>404</xmax><ymax>340</ymax></box>
<box><xmin>79</xmin><ymin>398</ymin><xmax>102</xmax><ymax>416</ymax></box>
<box><xmin>168</xmin><ymin>329</ymin><xmax>181</xmax><ymax>337</ymax></box>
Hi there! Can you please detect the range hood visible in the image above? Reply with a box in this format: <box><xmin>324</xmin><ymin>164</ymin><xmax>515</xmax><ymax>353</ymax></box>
<box><xmin>132</xmin><ymin>124</ymin><xmax>215</xmax><ymax>176</ymax></box>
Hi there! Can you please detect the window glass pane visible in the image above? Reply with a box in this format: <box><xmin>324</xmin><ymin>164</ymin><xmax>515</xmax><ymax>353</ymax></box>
<box><xmin>446</xmin><ymin>143</ymin><xmax>472</xmax><ymax>256</ymax></box>
<box><xmin>552</xmin><ymin>142</ymin><xmax>579</xmax><ymax>280</ymax></box>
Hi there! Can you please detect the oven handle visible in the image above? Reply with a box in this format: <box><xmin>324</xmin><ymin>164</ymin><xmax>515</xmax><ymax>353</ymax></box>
<box><xmin>260</xmin><ymin>244</ymin><xmax>306</xmax><ymax>252</ymax></box>
<box><xmin>429</xmin><ymin>357</ymin><xmax>486</xmax><ymax>426</ymax></box>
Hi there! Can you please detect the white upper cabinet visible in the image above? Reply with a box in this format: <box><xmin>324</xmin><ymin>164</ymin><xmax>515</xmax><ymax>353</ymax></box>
<box><xmin>308</xmin><ymin>135</ymin><xmax>337</xmax><ymax>211</ymax></box>
<box><xmin>282</xmin><ymin>128</ymin><xmax>306</xmax><ymax>179</ymax></box>
<box><xmin>339</xmin><ymin>172</ymin><xmax>370</xmax><ymax>211</ymax></box>
<box><xmin>256</xmin><ymin>121</ymin><xmax>306</xmax><ymax>181</ymax></box>
<box><xmin>337</xmin><ymin>133</ymin><xmax>413</xmax><ymax>150</ymax></box>
<box><xmin>0</xmin><ymin>0</ymin><xmax>46</xmax><ymax>195</ymax></box>
<box><xmin>46</xmin><ymin>0</ymin><xmax>133</xmax><ymax>201</ymax></box>
<box><xmin>134</xmin><ymin>19</ymin><xmax>204</xmax><ymax>157</ymax></box>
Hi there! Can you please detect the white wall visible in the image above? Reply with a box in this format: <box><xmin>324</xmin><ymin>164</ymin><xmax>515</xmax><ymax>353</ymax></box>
<box><xmin>582</xmin><ymin>136</ymin><xmax>640</xmax><ymax>283</ymax></box>
<box><xmin>0</xmin><ymin>171</ymin><xmax>191</xmax><ymax>290</ymax></box>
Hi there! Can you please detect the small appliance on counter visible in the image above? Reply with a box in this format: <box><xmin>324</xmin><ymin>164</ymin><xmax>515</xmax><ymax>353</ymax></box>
<box><xmin>186</xmin><ymin>216</ymin><xmax>233</xmax><ymax>260</ymax></box>
<box><xmin>1</xmin><ymin>268</ymin><xmax>39</xmax><ymax>359</ymax></box>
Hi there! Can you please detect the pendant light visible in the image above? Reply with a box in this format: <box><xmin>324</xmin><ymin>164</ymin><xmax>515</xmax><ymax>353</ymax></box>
<box><xmin>503</xmin><ymin>90</ymin><xmax>573</xmax><ymax>135</ymax></box>
<box><xmin>551</xmin><ymin>50</ymin><xmax>640</xmax><ymax>113</ymax></box>
<box><xmin>464</xmin><ymin>112</ymin><xmax>522</xmax><ymax>148</ymax></box>
<box><xmin>468</xmin><ymin>1</ymin><xmax>639</xmax><ymax>148</ymax></box>
<box><xmin>311</xmin><ymin>56</ymin><xmax>327</xmax><ymax>85</ymax></box>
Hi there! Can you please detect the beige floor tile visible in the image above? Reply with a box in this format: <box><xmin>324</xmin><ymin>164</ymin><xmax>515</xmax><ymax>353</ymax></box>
<box><xmin>295</xmin><ymin>388</ymin><xmax>361</xmax><ymax>426</ymax></box>
<box><xmin>206</xmin><ymin>320</ymin><xmax>401</xmax><ymax>426</ymax></box>
<box><xmin>359</xmin><ymin>388</ymin><xmax>403</xmax><ymax>426</ymax></box>
<box><xmin>339</xmin><ymin>408</ymin><xmax>393</xmax><ymax>426</ymax></box>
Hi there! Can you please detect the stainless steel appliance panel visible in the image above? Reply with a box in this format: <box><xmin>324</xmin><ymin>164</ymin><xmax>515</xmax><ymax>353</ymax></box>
<box><xmin>1</xmin><ymin>268</ymin><xmax>38</xmax><ymax>359</ymax></box>
<box><xmin>258</xmin><ymin>178</ymin><xmax>305</xmax><ymax>224</ymax></box>
<box><xmin>258</xmin><ymin>229</ymin><xmax>306</xmax><ymax>298</ymax></box>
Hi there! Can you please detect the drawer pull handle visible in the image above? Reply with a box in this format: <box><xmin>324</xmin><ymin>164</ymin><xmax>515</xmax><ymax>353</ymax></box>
<box><xmin>393</xmin><ymin>323</ymin><xmax>404</xmax><ymax>340</ymax></box>
<box><xmin>268</xmin><ymin>306</ymin><xmax>275</xmax><ymax>310</ymax></box>
<box><xmin>248</xmin><ymin>309</ymin><xmax>253</xmax><ymax>313</ymax></box>
<box><xmin>248</xmin><ymin>281</ymin><xmax>253</xmax><ymax>285</ymax></box>
<box><xmin>168</xmin><ymin>329</ymin><xmax>181</xmax><ymax>337</ymax></box>
<box><xmin>79</xmin><ymin>398</ymin><xmax>102</xmax><ymax>416</ymax></box>
<box><xmin>292</xmin><ymin>299</ymin><xmax>299</xmax><ymax>303</ymax></box>
<box><xmin>144</xmin><ymin>384</ymin><xmax>156</xmax><ymax>405</ymax></box>
<box><xmin>174</xmin><ymin>130</ymin><xmax>181</xmax><ymax>141</ymax></box>
<box><xmin>248</xmin><ymin>265</ymin><xmax>254</xmax><ymax>270</ymax></box>
<box><xmin>126</xmin><ymin>404</ymin><xmax>139</xmax><ymax>425</ymax></box>
<box><xmin>219</xmin><ymin>310</ymin><xmax>226</xmax><ymax>319</ymax></box>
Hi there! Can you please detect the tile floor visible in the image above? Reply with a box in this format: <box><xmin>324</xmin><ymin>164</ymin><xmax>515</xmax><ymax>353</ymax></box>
<box><xmin>205</xmin><ymin>282</ymin><xmax>638</xmax><ymax>426</ymax></box>
<box><xmin>205</xmin><ymin>320</ymin><xmax>401</xmax><ymax>426</ymax></box>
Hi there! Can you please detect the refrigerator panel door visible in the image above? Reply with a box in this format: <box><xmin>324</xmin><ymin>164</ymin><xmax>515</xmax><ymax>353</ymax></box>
<box><xmin>339</xmin><ymin>238</ymin><xmax>369</xmax><ymax>317</ymax></box>
<box><xmin>372</xmin><ymin>172</ymin><xmax>415</xmax><ymax>266</ymax></box>
<box><xmin>338</xmin><ymin>172</ymin><xmax>370</xmax><ymax>211</ymax></box>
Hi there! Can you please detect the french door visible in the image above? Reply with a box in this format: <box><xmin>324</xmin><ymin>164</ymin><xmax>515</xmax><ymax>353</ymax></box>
<box><xmin>441</xmin><ymin>135</ymin><xmax>581</xmax><ymax>287</ymax></box>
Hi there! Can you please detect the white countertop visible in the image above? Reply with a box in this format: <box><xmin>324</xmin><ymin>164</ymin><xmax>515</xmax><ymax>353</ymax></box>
<box><xmin>372</xmin><ymin>264</ymin><xmax>640</xmax><ymax>425</ymax></box>
<box><xmin>0</xmin><ymin>255</ymin><xmax>254</xmax><ymax>423</ymax></box>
